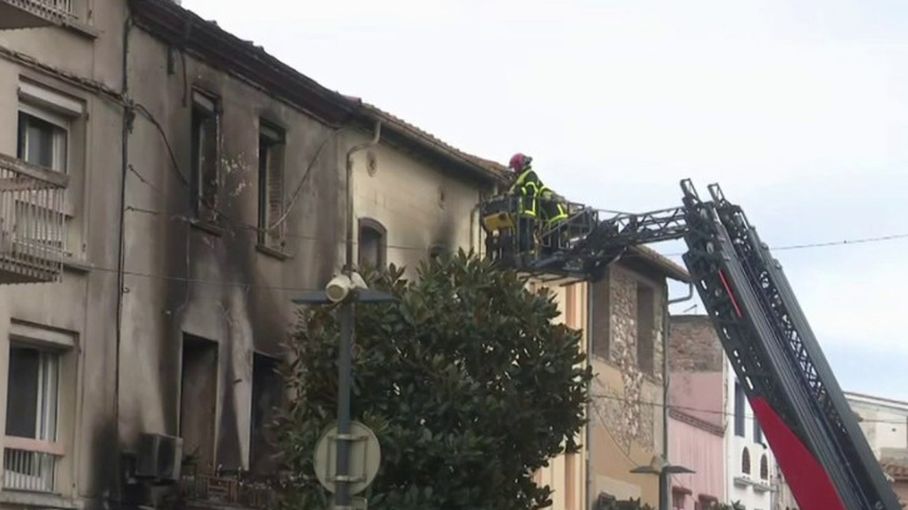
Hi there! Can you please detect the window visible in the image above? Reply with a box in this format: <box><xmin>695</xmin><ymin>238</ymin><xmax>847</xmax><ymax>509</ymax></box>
<box><xmin>754</xmin><ymin>416</ymin><xmax>763</xmax><ymax>444</ymax></box>
<box><xmin>358</xmin><ymin>218</ymin><xmax>386</xmax><ymax>268</ymax></box>
<box><xmin>258</xmin><ymin>122</ymin><xmax>285</xmax><ymax>249</ymax></box>
<box><xmin>250</xmin><ymin>354</ymin><xmax>282</xmax><ymax>475</ymax></box>
<box><xmin>190</xmin><ymin>91</ymin><xmax>219</xmax><ymax>222</ymax></box>
<box><xmin>742</xmin><ymin>447</ymin><xmax>751</xmax><ymax>475</ymax></box>
<box><xmin>591</xmin><ymin>275</ymin><xmax>610</xmax><ymax>359</ymax></box>
<box><xmin>4</xmin><ymin>343</ymin><xmax>62</xmax><ymax>493</ymax></box>
<box><xmin>760</xmin><ymin>454</ymin><xmax>769</xmax><ymax>480</ymax></box>
<box><xmin>698</xmin><ymin>495</ymin><xmax>719</xmax><ymax>510</ymax></box>
<box><xmin>636</xmin><ymin>283</ymin><xmax>655</xmax><ymax>374</ymax></box>
<box><xmin>17</xmin><ymin>108</ymin><xmax>68</xmax><ymax>172</ymax></box>
<box><xmin>735</xmin><ymin>381</ymin><xmax>745</xmax><ymax>437</ymax></box>
<box><xmin>180</xmin><ymin>334</ymin><xmax>218</xmax><ymax>474</ymax></box>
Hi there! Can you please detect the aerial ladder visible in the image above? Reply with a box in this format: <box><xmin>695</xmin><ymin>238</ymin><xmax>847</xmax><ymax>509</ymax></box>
<box><xmin>480</xmin><ymin>180</ymin><xmax>900</xmax><ymax>510</ymax></box>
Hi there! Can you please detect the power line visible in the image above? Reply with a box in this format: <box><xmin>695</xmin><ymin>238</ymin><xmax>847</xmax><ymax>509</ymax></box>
<box><xmin>591</xmin><ymin>393</ymin><xmax>908</xmax><ymax>426</ymax></box>
<box><xmin>659</xmin><ymin>232</ymin><xmax>908</xmax><ymax>258</ymax></box>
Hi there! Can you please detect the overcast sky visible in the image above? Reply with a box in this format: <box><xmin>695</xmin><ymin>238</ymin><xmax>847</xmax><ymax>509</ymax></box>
<box><xmin>183</xmin><ymin>0</ymin><xmax>908</xmax><ymax>400</ymax></box>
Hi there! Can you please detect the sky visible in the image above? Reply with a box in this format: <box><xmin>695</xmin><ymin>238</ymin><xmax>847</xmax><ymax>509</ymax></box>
<box><xmin>182</xmin><ymin>0</ymin><xmax>908</xmax><ymax>400</ymax></box>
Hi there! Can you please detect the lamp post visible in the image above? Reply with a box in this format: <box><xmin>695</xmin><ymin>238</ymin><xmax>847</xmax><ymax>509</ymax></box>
<box><xmin>293</xmin><ymin>275</ymin><xmax>394</xmax><ymax>510</ymax></box>
<box><xmin>630</xmin><ymin>455</ymin><xmax>695</xmax><ymax>510</ymax></box>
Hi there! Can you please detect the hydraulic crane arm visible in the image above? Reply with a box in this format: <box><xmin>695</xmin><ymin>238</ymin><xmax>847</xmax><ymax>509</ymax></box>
<box><xmin>479</xmin><ymin>179</ymin><xmax>900</xmax><ymax>510</ymax></box>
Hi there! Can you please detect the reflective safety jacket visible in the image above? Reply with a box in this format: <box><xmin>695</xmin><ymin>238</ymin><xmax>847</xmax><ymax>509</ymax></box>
<box><xmin>509</xmin><ymin>167</ymin><xmax>568</xmax><ymax>225</ymax></box>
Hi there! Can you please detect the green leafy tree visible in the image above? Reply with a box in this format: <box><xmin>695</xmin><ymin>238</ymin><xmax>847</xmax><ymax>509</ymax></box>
<box><xmin>277</xmin><ymin>252</ymin><xmax>592</xmax><ymax>510</ymax></box>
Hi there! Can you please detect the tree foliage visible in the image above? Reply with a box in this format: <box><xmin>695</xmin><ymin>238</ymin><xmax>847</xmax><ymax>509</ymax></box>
<box><xmin>277</xmin><ymin>252</ymin><xmax>592</xmax><ymax>510</ymax></box>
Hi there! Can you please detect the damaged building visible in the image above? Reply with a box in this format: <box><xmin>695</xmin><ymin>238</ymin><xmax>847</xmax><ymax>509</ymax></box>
<box><xmin>0</xmin><ymin>0</ymin><xmax>503</xmax><ymax>509</ymax></box>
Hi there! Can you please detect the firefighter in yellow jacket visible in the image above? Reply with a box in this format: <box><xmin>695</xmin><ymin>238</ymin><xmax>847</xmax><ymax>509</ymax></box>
<box><xmin>507</xmin><ymin>153</ymin><xmax>568</xmax><ymax>255</ymax></box>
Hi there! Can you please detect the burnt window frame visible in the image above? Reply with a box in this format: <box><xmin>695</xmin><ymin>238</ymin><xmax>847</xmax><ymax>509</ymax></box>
<box><xmin>190</xmin><ymin>90</ymin><xmax>220</xmax><ymax>224</ymax></box>
<box><xmin>257</xmin><ymin>121</ymin><xmax>286</xmax><ymax>250</ymax></box>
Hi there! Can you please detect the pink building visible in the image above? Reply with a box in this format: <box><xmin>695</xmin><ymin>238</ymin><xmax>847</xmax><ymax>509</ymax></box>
<box><xmin>668</xmin><ymin>316</ymin><xmax>728</xmax><ymax>509</ymax></box>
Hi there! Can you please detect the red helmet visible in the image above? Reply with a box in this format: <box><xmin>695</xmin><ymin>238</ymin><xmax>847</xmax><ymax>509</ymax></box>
<box><xmin>508</xmin><ymin>153</ymin><xmax>532</xmax><ymax>172</ymax></box>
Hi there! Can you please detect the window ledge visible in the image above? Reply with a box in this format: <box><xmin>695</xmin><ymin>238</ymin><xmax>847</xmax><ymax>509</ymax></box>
<box><xmin>256</xmin><ymin>244</ymin><xmax>290</xmax><ymax>261</ymax></box>
<box><xmin>61</xmin><ymin>256</ymin><xmax>91</xmax><ymax>274</ymax></box>
<box><xmin>0</xmin><ymin>490</ymin><xmax>77</xmax><ymax>509</ymax></box>
<box><xmin>61</xmin><ymin>19</ymin><xmax>99</xmax><ymax>39</ymax></box>
<box><xmin>189</xmin><ymin>219</ymin><xmax>225</xmax><ymax>237</ymax></box>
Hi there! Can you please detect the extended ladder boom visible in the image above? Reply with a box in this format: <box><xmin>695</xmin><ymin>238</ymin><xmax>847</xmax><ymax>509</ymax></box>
<box><xmin>479</xmin><ymin>180</ymin><xmax>900</xmax><ymax>509</ymax></box>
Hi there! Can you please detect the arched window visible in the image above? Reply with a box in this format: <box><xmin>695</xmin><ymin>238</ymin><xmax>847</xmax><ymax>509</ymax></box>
<box><xmin>358</xmin><ymin>218</ymin><xmax>387</xmax><ymax>268</ymax></box>
<box><xmin>760</xmin><ymin>454</ymin><xmax>769</xmax><ymax>480</ymax></box>
<box><xmin>742</xmin><ymin>447</ymin><xmax>751</xmax><ymax>475</ymax></box>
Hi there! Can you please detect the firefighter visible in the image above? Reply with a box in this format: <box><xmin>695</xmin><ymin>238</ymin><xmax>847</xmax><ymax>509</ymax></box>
<box><xmin>508</xmin><ymin>153</ymin><xmax>569</xmax><ymax>256</ymax></box>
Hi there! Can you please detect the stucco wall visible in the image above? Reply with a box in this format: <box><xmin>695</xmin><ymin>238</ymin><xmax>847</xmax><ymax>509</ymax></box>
<box><xmin>347</xmin><ymin>129</ymin><xmax>485</xmax><ymax>272</ymax></box>
<box><xmin>669</xmin><ymin>416</ymin><xmax>725</xmax><ymax>508</ymax></box>
<box><xmin>587</xmin><ymin>264</ymin><xmax>668</xmax><ymax>508</ymax></box>
<box><xmin>0</xmin><ymin>3</ymin><xmax>128</xmax><ymax>507</ymax></box>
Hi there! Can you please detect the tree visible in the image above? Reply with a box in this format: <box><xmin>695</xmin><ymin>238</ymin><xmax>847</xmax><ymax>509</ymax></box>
<box><xmin>278</xmin><ymin>252</ymin><xmax>592</xmax><ymax>510</ymax></box>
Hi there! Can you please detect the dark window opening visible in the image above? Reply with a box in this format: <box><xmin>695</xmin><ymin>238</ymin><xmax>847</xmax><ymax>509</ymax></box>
<box><xmin>358</xmin><ymin>218</ymin><xmax>386</xmax><ymax>268</ymax></box>
<box><xmin>735</xmin><ymin>381</ymin><xmax>746</xmax><ymax>437</ymax></box>
<box><xmin>180</xmin><ymin>334</ymin><xmax>218</xmax><ymax>474</ymax></box>
<box><xmin>636</xmin><ymin>283</ymin><xmax>655</xmax><ymax>374</ymax></box>
<box><xmin>190</xmin><ymin>92</ymin><xmax>219</xmax><ymax>222</ymax></box>
<box><xmin>591</xmin><ymin>275</ymin><xmax>610</xmax><ymax>359</ymax></box>
<box><xmin>6</xmin><ymin>344</ymin><xmax>58</xmax><ymax>440</ymax></box>
<box><xmin>258</xmin><ymin>123</ymin><xmax>285</xmax><ymax>249</ymax></box>
<box><xmin>754</xmin><ymin>416</ymin><xmax>763</xmax><ymax>444</ymax></box>
<box><xmin>742</xmin><ymin>447</ymin><xmax>751</xmax><ymax>475</ymax></box>
<box><xmin>672</xmin><ymin>489</ymin><xmax>686</xmax><ymax>510</ymax></box>
<box><xmin>250</xmin><ymin>354</ymin><xmax>282</xmax><ymax>475</ymax></box>
<box><xmin>17</xmin><ymin>111</ymin><xmax>67</xmax><ymax>172</ymax></box>
<box><xmin>760</xmin><ymin>454</ymin><xmax>769</xmax><ymax>480</ymax></box>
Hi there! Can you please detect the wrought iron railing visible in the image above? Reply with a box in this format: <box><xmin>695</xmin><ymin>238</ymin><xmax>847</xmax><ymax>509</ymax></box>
<box><xmin>179</xmin><ymin>467</ymin><xmax>282</xmax><ymax>509</ymax></box>
<box><xmin>0</xmin><ymin>154</ymin><xmax>68</xmax><ymax>284</ymax></box>
<box><xmin>3</xmin><ymin>442</ymin><xmax>62</xmax><ymax>493</ymax></box>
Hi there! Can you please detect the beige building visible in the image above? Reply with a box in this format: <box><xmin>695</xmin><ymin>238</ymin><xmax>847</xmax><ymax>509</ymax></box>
<box><xmin>846</xmin><ymin>392</ymin><xmax>908</xmax><ymax>506</ymax></box>
<box><xmin>538</xmin><ymin>251</ymin><xmax>689</xmax><ymax>510</ymax></box>
<box><xmin>0</xmin><ymin>1</ymin><xmax>502</xmax><ymax>509</ymax></box>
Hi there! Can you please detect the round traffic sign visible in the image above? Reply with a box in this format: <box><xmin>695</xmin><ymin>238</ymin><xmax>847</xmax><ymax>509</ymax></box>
<box><xmin>313</xmin><ymin>420</ymin><xmax>381</xmax><ymax>495</ymax></box>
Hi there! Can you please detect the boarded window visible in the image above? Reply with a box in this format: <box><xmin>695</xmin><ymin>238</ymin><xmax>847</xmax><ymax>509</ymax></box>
<box><xmin>358</xmin><ymin>219</ymin><xmax>386</xmax><ymax>268</ymax></box>
<box><xmin>258</xmin><ymin>122</ymin><xmax>285</xmax><ymax>249</ymax></box>
<box><xmin>591</xmin><ymin>275</ymin><xmax>610</xmax><ymax>359</ymax></box>
<box><xmin>190</xmin><ymin>91</ymin><xmax>219</xmax><ymax>222</ymax></box>
<box><xmin>250</xmin><ymin>354</ymin><xmax>282</xmax><ymax>475</ymax></box>
<box><xmin>636</xmin><ymin>283</ymin><xmax>655</xmax><ymax>374</ymax></box>
<box><xmin>735</xmin><ymin>381</ymin><xmax>746</xmax><ymax>437</ymax></box>
<box><xmin>180</xmin><ymin>334</ymin><xmax>218</xmax><ymax>473</ymax></box>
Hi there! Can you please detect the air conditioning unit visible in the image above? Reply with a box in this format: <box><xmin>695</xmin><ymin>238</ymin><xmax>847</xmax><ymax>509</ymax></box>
<box><xmin>136</xmin><ymin>433</ymin><xmax>183</xmax><ymax>482</ymax></box>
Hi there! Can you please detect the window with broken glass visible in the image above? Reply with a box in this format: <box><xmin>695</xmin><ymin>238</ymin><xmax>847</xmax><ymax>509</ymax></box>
<box><xmin>190</xmin><ymin>91</ymin><xmax>219</xmax><ymax>224</ymax></box>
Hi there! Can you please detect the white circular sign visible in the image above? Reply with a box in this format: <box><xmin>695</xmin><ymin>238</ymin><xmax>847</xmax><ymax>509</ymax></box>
<box><xmin>313</xmin><ymin>420</ymin><xmax>381</xmax><ymax>495</ymax></box>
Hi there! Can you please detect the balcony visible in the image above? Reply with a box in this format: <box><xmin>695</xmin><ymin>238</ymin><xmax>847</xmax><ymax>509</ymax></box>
<box><xmin>0</xmin><ymin>153</ymin><xmax>68</xmax><ymax>284</ymax></box>
<box><xmin>0</xmin><ymin>0</ymin><xmax>76</xmax><ymax>30</ymax></box>
<box><xmin>2</xmin><ymin>437</ymin><xmax>63</xmax><ymax>493</ymax></box>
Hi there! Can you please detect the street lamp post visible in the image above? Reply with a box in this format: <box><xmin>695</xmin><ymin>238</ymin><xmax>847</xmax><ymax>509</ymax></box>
<box><xmin>630</xmin><ymin>455</ymin><xmax>695</xmax><ymax>510</ymax></box>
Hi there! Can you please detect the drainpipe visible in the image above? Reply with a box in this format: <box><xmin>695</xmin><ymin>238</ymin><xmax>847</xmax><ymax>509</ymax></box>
<box><xmin>585</xmin><ymin>283</ymin><xmax>595</xmax><ymax>510</ymax></box>
<box><xmin>661</xmin><ymin>282</ymin><xmax>695</xmax><ymax>510</ymax></box>
<box><xmin>113</xmin><ymin>14</ymin><xmax>133</xmax><ymax>509</ymax></box>
<box><xmin>344</xmin><ymin>121</ymin><xmax>381</xmax><ymax>271</ymax></box>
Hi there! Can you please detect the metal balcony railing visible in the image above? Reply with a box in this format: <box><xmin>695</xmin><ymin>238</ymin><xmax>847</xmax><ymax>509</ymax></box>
<box><xmin>0</xmin><ymin>154</ymin><xmax>68</xmax><ymax>284</ymax></box>
<box><xmin>0</xmin><ymin>0</ymin><xmax>76</xmax><ymax>30</ymax></box>
<box><xmin>3</xmin><ymin>440</ymin><xmax>62</xmax><ymax>493</ymax></box>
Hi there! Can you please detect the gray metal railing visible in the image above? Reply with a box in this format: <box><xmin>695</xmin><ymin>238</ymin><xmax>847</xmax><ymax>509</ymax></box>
<box><xmin>0</xmin><ymin>154</ymin><xmax>68</xmax><ymax>284</ymax></box>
